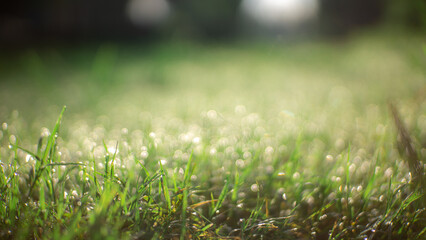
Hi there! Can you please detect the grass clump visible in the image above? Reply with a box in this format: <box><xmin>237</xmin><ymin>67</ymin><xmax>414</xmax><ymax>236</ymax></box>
<box><xmin>1</xmin><ymin>102</ymin><xmax>424</xmax><ymax>239</ymax></box>
<box><xmin>0</xmin><ymin>31</ymin><xmax>425</xmax><ymax>239</ymax></box>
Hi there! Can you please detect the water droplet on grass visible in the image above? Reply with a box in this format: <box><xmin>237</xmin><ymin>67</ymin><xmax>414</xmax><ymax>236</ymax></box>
<box><xmin>251</xmin><ymin>183</ymin><xmax>259</xmax><ymax>192</ymax></box>
<box><xmin>349</xmin><ymin>164</ymin><xmax>356</xmax><ymax>173</ymax></box>
<box><xmin>207</xmin><ymin>110</ymin><xmax>217</xmax><ymax>119</ymax></box>
<box><xmin>375</xmin><ymin>166</ymin><xmax>381</xmax><ymax>174</ymax></box>
<box><xmin>71</xmin><ymin>190</ymin><xmax>78</xmax><ymax>197</ymax></box>
<box><xmin>192</xmin><ymin>136</ymin><xmax>201</xmax><ymax>144</ymax></box>
<box><xmin>121</xmin><ymin>128</ymin><xmax>128</xmax><ymax>135</ymax></box>
<box><xmin>265</xmin><ymin>146</ymin><xmax>274</xmax><ymax>154</ymax></box>
<box><xmin>235</xmin><ymin>159</ymin><xmax>245</xmax><ymax>168</ymax></box>
<box><xmin>293</xmin><ymin>172</ymin><xmax>300</xmax><ymax>179</ymax></box>
<box><xmin>243</xmin><ymin>151</ymin><xmax>252</xmax><ymax>159</ymax></box>
<box><xmin>141</xmin><ymin>151</ymin><xmax>149</xmax><ymax>159</ymax></box>
<box><xmin>9</xmin><ymin>135</ymin><xmax>16</xmax><ymax>144</ymax></box>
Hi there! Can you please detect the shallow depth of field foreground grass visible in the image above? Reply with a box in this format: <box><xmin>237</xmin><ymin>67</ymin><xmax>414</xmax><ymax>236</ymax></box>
<box><xmin>0</xmin><ymin>31</ymin><xmax>425</xmax><ymax>239</ymax></box>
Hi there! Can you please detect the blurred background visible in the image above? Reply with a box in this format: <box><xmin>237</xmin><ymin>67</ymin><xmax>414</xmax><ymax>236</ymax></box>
<box><xmin>0</xmin><ymin>0</ymin><xmax>425</xmax><ymax>124</ymax></box>
<box><xmin>1</xmin><ymin>0</ymin><xmax>425</xmax><ymax>46</ymax></box>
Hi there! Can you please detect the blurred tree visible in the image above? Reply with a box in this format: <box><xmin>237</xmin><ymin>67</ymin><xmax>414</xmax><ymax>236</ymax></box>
<box><xmin>171</xmin><ymin>0</ymin><xmax>241</xmax><ymax>39</ymax></box>
<box><xmin>387</xmin><ymin>0</ymin><xmax>426</xmax><ymax>31</ymax></box>
<box><xmin>319</xmin><ymin>0</ymin><xmax>385</xmax><ymax>36</ymax></box>
<box><xmin>0</xmin><ymin>0</ymin><xmax>155</xmax><ymax>46</ymax></box>
<box><xmin>1</xmin><ymin>0</ymin><xmax>424</xmax><ymax>46</ymax></box>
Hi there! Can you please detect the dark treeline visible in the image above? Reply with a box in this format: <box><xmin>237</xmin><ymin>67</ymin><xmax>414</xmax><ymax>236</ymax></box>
<box><xmin>0</xmin><ymin>0</ymin><xmax>425</xmax><ymax>46</ymax></box>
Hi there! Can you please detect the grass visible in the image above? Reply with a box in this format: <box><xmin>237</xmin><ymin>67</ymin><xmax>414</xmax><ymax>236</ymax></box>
<box><xmin>0</xmin><ymin>29</ymin><xmax>425</xmax><ymax>239</ymax></box>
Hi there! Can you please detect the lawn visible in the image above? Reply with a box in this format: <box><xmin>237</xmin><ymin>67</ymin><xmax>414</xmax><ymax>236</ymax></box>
<box><xmin>0</xmin><ymin>29</ymin><xmax>425</xmax><ymax>239</ymax></box>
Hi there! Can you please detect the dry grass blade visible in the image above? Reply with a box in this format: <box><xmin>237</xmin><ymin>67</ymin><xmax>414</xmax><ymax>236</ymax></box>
<box><xmin>190</xmin><ymin>200</ymin><xmax>217</xmax><ymax>209</ymax></box>
<box><xmin>389</xmin><ymin>102</ymin><xmax>424</xmax><ymax>190</ymax></box>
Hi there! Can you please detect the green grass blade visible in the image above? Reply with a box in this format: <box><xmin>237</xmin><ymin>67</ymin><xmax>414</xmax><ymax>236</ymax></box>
<box><xmin>181</xmin><ymin>152</ymin><xmax>193</xmax><ymax>240</ymax></box>
<box><xmin>10</xmin><ymin>145</ymin><xmax>40</xmax><ymax>161</ymax></box>
<box><xmin>41</xmin><ymin>106</ymin><xmax>66</xmax><ymax>164</ymax></box>
<box><xmin>159</xmin><ymin>161</ymin><xmax>172</xmax><ymax>212</ymax></box>
<box><xmin>232</xmin><ymin>171</ymin><xmax>240</xmax><ymax>202</ymax></box>
<box><xmin>210</xmin><ymin>175</ymin><xmax>230</xmax><ymax>217</ymax></box>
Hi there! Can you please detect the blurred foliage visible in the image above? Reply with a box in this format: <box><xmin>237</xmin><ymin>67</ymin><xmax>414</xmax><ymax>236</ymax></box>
<box><xmin>172</xmin><ymin>0</ymin><xmax>241</xmax><ymax>38</ymax></box>
<box><xmin>387</xmin><ymin>0</ymin><xmax>426</xmax><ymax>31</ymax></box>
<box><xmin>1</xmin><ymin>0</ymin><xmax>426</xmax><ymax>44</ymax></box>
<box><xmin>319</xmin><ymin>0</ymin><xmax>385</xmax><ymax>35</ymax></box>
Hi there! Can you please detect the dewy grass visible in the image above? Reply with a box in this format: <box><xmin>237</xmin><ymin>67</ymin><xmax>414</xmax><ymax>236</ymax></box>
<box><xmin>1</xmin><ymin>104</ymin><xmax>424</xmax><ymax>239</ymax></box>
<box><xmin>0</xmin><ymin>32</ymin><xmax>426</xmax><ymax>239</ymax></box>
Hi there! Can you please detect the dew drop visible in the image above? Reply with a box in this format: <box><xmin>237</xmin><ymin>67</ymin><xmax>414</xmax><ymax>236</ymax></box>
<box><xmin>251</xmin><ymin>183</ymin><xmax>259</xmax><ymax>192</ymax></box>
<box><xmin>192</xmin><ymin>137</ymin><xmax>201</xmax><ymax>144</ymax></box>
<box><xmin>141</xmin><ymin>151</ymin><xmax>149</xmax><ymax>159</ymax></box>
<box><xmin>293</xmin><ymin>172</ymin><xmax>300</xmax><ymax>179</ymax></box>
<box><xmin>9</xmin><ymin>135</ymin><xmax>16</xmax><ymax>144</ymax></box>
<box><xmin>235</xmin><ymin>159</ymin><xmax>245</xmax><ymax>168</ymax></box>
<box><xmin>207</xmin><ymin>110</ymin><xmax>217</xmax><ymax>119</ymax></box>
